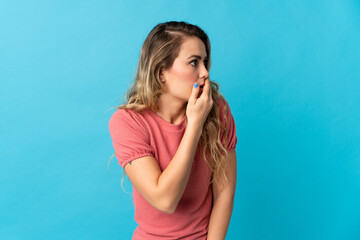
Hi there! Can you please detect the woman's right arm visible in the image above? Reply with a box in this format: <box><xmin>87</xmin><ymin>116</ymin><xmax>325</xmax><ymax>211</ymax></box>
<box><xmin>124</xmin><ymin>79</ymin><xmax>213</xmax><ymax>214</ymax></box>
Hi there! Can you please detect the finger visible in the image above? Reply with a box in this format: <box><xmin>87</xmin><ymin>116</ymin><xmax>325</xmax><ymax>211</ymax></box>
<box><xmin>207</xmin><ymin>79</ymin><xmax>213</xmax><ymax>98</ymax></box>
<box><xmin>200</xmin><ymin>78</ymin><xmax>211</xmax><ymax>98</ymax></box>
<box><xmin>189</xmin><ymin>82</ymin><xmax>200</xmax><ymax>103</ymax></box>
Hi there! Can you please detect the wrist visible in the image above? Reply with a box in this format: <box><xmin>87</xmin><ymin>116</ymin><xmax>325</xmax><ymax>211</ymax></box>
<box><xmin>186</xmin><ymin>121</ymin><xmax>203</xmax><ymax>138</ymax></box>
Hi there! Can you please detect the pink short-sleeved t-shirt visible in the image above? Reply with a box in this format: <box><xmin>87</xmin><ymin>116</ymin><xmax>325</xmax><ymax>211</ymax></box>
<box><xmin>109</xmin><ymin>98</ymin><xmax>237</xmax><ymax>240</ymax></box>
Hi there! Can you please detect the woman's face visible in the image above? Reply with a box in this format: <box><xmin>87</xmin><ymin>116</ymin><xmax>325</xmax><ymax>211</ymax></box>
<box><xmin>161</xmin><ymin>36</ymin><xmax>209</xmax><ymax>102</ymax></box>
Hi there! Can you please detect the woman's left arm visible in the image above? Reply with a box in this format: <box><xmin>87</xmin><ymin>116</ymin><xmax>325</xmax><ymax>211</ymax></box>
<box><xmin>207</xmin><ymin>150</ymin><xmax>237</xmax><ymax>240</ymax></box>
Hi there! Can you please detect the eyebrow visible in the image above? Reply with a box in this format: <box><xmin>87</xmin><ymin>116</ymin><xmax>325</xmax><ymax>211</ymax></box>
<box><xmin>187</xmin><ymin>55</ymin><xmax>208</xmax><ymax>60</ymax></box>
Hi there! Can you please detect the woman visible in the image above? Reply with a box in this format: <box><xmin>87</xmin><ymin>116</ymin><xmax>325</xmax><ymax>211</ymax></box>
<box><xmin>109</xmin><ymin>21</ymin><xmax>237</xmax><ymax>240</ymax></box>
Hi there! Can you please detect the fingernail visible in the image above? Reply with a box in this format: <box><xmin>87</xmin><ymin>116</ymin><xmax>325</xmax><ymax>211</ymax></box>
<box><xmin>194</xmin><ymin>83</ymin><xmax>198</xmax><ymax>88</ymax></box>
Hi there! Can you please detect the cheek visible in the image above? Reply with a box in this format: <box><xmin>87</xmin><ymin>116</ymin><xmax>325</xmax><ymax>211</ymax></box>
<box><xmin>171</xmin><ymin>66</ymin><xmax>197</xmax><ymax>83</ymax></box>
<box><xmin>166</xmin><ymin>65</ymin><xmax>198</xmax><ymax>99</ymax></box>
<box><xmin>173</xmin><ymin>69</ymin><xmax>196</xmax><ymax>97</ymax></box>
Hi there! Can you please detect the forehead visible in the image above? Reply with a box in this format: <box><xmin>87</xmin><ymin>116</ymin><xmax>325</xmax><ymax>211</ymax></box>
<box><xmin>177</xmin><ymin>36</ymin><xmax>207</xmax><ymax>58</ymax></box>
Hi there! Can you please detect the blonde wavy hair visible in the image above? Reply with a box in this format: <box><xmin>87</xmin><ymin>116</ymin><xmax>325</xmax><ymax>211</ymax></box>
<box><xmin>109</xmin><ymin>21</ymin><xmax>231</xmax><ymax>188</ymax></box>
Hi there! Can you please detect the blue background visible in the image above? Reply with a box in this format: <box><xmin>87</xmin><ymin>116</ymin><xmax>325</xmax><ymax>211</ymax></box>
<box><xmin>1</xmin><ymin>0</ymin><xmax>359</xmax><ymax>239</ymax></box>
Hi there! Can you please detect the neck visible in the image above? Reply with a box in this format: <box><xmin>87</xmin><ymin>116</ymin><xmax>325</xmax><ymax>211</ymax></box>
<box><xmin>156</xmin><ymin>94</ymin><xmax>187</xmax><ymax>125</ymax></box>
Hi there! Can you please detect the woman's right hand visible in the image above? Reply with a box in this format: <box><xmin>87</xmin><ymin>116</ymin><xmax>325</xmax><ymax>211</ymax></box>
<box><xmin>186</xmin><ymin>78</ymin><xmax>213</xmax><ymax>129</ymax></box>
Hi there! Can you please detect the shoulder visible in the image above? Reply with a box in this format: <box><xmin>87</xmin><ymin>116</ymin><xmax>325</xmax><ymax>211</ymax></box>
<box><xmin>215</xmin><ymin>96</ymin><xmax>237</xmax><ymax>150</ymax></box>
<box><xmin>109</xmin><ymin>108</ymin><xmax>138</xmax><ymax>122</ymax></box>
<box><xmin>109</xmin><ymin>108</ymin><xmax>145</xmax><ymax>124</ymax></box>
<box><xmin>215</xmin><ymin>96</ymin><xmax>233</xmax><ymax>122</ymax></box>
<box><xmin>109</xmin><ymin>108</ymin><xmax>148</xmax><ymax>134</ymax></box>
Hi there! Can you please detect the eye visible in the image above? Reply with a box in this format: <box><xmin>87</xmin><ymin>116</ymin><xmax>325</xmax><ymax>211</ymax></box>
<box><xmin>203</xmin><ymin>59</ymin><xmax>208</xmax><ymax>67</ymax></box>
<box><xmin>190</xmin><ymin>59</ymin><xmax>198</xmax><ymax>67</ymax></box>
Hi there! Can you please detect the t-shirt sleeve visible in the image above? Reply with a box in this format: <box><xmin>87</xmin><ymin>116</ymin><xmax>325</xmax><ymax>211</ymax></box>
<box><xmin>220</xmin><ymin>99</ymin><xmax>238</xmax><ymax>152</ymax></box>
<box><xmin>109</xmin><ymin>109</ymin><xmax>155</xmax><ymax>168</ymax></box>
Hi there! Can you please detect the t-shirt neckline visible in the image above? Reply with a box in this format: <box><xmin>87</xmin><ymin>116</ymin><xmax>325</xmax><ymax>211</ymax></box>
<box><xmin>148</xmin><ymin>110</ymin><xmax>187</xmax><ymax>131</ymax></box>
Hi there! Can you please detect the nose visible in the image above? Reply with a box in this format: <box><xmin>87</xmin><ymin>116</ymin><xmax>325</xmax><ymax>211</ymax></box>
<box><xmin>199</xmin><ymin>62</ymin><xmax>209</xmax><ymax>80</ymax></box>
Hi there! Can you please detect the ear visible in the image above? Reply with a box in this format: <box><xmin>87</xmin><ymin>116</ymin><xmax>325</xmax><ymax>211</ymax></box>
<box><xmin>159</xmin><ymin>70</ymin><xmax>166</xmax><ymax>83</ymax></box>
